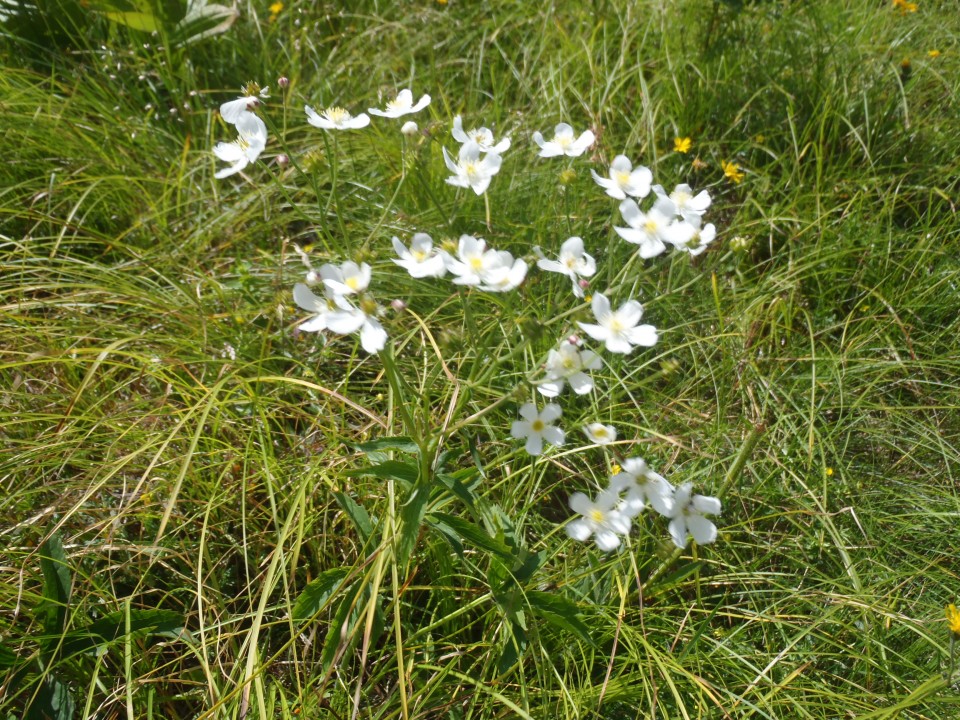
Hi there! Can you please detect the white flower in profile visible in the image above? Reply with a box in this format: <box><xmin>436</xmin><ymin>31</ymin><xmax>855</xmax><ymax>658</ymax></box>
<box><xmin>577</xmin><ymin>293</ymin><xmax>657</xmax><ymax>354</ymax></box>
<box><xmin>535</xmin><ymin>236</ymin><xmax>596</xmax><ymax>298</ymax></box>
<box><xmin>538</xmin><ymin>342</ymin><xmax>601</xmax><ymax>397</ymax></box>
<box><xmin>392</xmin><ymin>233</ymin><xmax>447</xmax><ymax>278</ymax></box>
<box><xmin>293</xmin><ymin>282</ymin><xmax>335</xmax><ymax>333</ymax></box>
<box><xmin>320</xmin><ymin>261</ymin><xmax>372</xmax><ymax>297</ymax></box>
<box><xmin>653</xmin><ymin>183</ymin><xmax>711</xmax><ymax>222</ymax></box>
<box><xmin>478</xmin><ymin>256</ymin><xmax>527</xmax><ymax>292</ymax></box>
<box><xmin>442</xmin><ymin>141</ymin><xmax>502</xmax><ymax>195</ymax></box>
<box><xmin>511</xmin><ymin>402</ymin><xmax>564</xmax><ymax>456</ymax></box>
<box><xmin>324</xmin><ymin>298</ymin><xmax>388</xmax><ymax>354</ymax></box>
<box><xmin>566</xmin><ymin>488</ymin><xmax>631</xmax><ymax>552</ymax></box>
<box><xmin>590</xmin><ymin>155</ymin><xmax>652</xmax><ymax>200</ymax></box>
<box><xmin>615</xmin><ymin>197</ymin><xmax>693</xmax><ymax>259</ymax></box>
<box><xmin>666</xmin><ymin>482</ymin><xmax>722</xmax><ymax>548</ymax></box>
<box><xmin>304</xmin><ymin>104</ymin><xmax>370</xmax><ymax>130</ymax></box>
<box><xmin>452</xmin><ymin>115</ymin><xmax>511</xmax><ymax>154</ymax></box>
<box><xmin>532</xmin><ymin>122</ymin><xmax>595</xmax><ymax>158</ymax></box>
<box><xmin>583</xmin><ymin>423</ymin><xmax>617</xmax><ymax>445</ymax></box>
<box><xmin>368</xmin><ymin>88</ymin><xmax>431</xmax><ymax>118</ymax></box>
<box><xmin>670</xmin><ymin>216</ymin><xmax>717</xmax><ymax>257</ymax></box>
<box><xmin>220</xmin><ymin>86</ymin><xmax>269</xmax><ymax>124</ymax></box>
<box><xmin>213</xmin><ymin>111</ymin><xmax>267</xmax><ymax>179</ymax></box>
<box><xmin>611</xmin><ymin>458</ymin><xmax>674</xmax><ymax>518</ymax></box>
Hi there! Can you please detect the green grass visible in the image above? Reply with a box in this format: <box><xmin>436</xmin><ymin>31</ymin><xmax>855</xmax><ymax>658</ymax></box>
<box><xmin>2</xmin><ymin>0</ymin><xmax>960</xmax><ymax>718</ymax></box>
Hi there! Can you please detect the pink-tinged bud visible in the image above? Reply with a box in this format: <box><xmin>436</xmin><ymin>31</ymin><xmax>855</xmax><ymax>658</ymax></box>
<box><xmin>277</xmin><ymin>76</ymin><xmax>289</xmax><ymax>89</ymax></box>
<box><xmin>276</xmin><ymin>154</ymin><xmax>289</xmax><ymax>167</ymax></box>
<box><xmin>567</xmin><ymin>335</ymin><xmax>581</xmax><ymax>346</ymax></box>
<box><xmin>391</xmin><ymin>298</ymin><xmax>407</xmax><ymax>311</ymax></box>
<box><xmin>578</xmin><ymin>278</ymin><xmax>590</xmax><ymax>290</ymax></box>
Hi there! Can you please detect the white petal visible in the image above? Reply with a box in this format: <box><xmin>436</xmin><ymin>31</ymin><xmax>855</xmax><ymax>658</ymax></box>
<box><xmin>566</xmin><ymin>519</ymin><xmax>593</xmax><ymax>542</ymax></box>
<box><xmin>687</xmin><ymin>515</ymin><xmax>717</xmax><ymax>544</ymax></box>
<box><xmin>593</xmin><ymin>530</ymin><xmax>621</xmax><ymax>552</ymax></box>
<box><xmin>293</xmin><ymin>283</ymin><xmax>324</xmax><ymax>312</ymax></box>
<box><xmin>569</xmin><ymin>492</ymin><xmax>593</xmax><ymax>515</ymax></box>
<box><xmin>626</xmin><ymin>325</ymin><xmax>658</xmax><ymax>347</ymax></box>
<box><xmin>324</xmin><ymin>309</ymin><xmax>366</xmax><ymax>335</ymax></box>
<box><xmin>510</xmin><ymin>420</ymin><xmax>530</xmax><ymax>440</ymax></box>
<box><xmin>524</xmin><ymin>434</ymin><xmax>544</xmax><ymax>456</ymax></box>
<box><xmin>668</xmin><ymin>518</ymin><xmax>688</xmax><ymax>549</ymax></box>
<box><xmin>568</xmin><ymin>372</ymin><xmax>593</xmax><ymax>395</ymax></box>
<box><xmin>518</xmin><ymin>402</ymin><xmax>539</xmax><ymax>423</ymax></box>
<box><xmin>693</xmin><ymin>495</ymin><xmax>722</xmax><ymax>515</ymax></box>
<box><xmin>305</xmin><ymin>105</ymin><xmax>332</xmax><ymax>129</ymax></box>
<box><xmin>359</xmin><ymin>319</ymin><xmax>387</xmax><ymax>354</ymax></box>
<box><xmin>541</xmin><ymin>426</ymin><xmax>565</xmax><ymax>447</ymax></box>
<box><xmin>213</xmin><ymin>141</ymin><xmax>244</xmax><ymax>163</ymax></box>
<box><xmin>539</xmin><ymin>403</ymin><xmax>562</xmax><ymax>423</ymax></box>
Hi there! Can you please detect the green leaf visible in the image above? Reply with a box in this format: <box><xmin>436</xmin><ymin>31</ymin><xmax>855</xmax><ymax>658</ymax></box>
<box><xmin>427</xmin><ymin>512</ymin><xmax>513</xmax><ymax>560</ymax></box>
<box><xmin>435</xmin><ymin>469</ymin><xmax>480</xmax><ymax>510</ymax></box>
<box><xmin>397</xmin><ymin>481</ymin><xmax>431</xmax><ymax>567</ymax></box>
<box><xmin>38</xmin><ymin>532</ymin><xmax>71</xmax><ymax>642</ymax></box>
<box><xmin>333</xmin><ymin>492</ymin><xmax>373</xmax><ymax>542</ymax></box>
<box><xmin>60</xmin><ymin>609</ymin><xmax>186</xmax><ymax>658</ymax></box>
<box><xmin>292</xmin><ymin>568</ymin><xmax>350</xmax><ymax>623</ymax></box>
<box><xmin>101</xmin><ymin>10</ymin><xmax>162</xmax><ymax>32</ymax></box>
<box><xmin>319</xmin><ymin>583</ymin><xmax>383</xmax><ymax>673</ymax></box>
<box><xmin>525</xmin><ymin>591</ymin><xmax>594</xmax><ymax>645</ymax></box>
<box><xmin>343</xmin><ymin>460</ymin><xmax>419</xmax><ymax>487</ymax></box>
<box><xmin>0</xmin><ymin>641</ymin><xmax>18</xmax><ymax>667</ymax></box>
<box><xmin>25</xmin><ymin>673</ymin><xmax>75</xmax><ymax>720</ymax></box>
<box><xmin>353</xmin><ymin>436</ymin><xmax>420</xmax><ymax>455</ymax></box>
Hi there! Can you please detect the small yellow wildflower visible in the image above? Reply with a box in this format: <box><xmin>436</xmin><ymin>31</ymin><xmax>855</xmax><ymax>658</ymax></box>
<box><xmin>674</xmin><ymin>136</ymin><xmax>692</xmax><ymax>154</ymax></box>
<box><xmin>268</xmin><ymin>1</ymin><xmax>282</xmax><ymax>19</ymax></box>
<box><xmin>946</xmin><ymin>604</ymin><xmax>960</xmax><ymax>636</ymax></box>
<box><xmin>825</xmin><ymin>467</ymin><xmax>834</xmax><ymax>477</ymax></box>
<box><xmin>722</xmin><ymin>160</ymin><xmax>744</xmax><ymax>184</ymax></box>
<box><xmin>928</xmin><ymin>49</ymin><xmax>941</xmax><ymax>58</ymax></box>
<box><xmin>437</xmin><ymin>0</ymin><xmax>448</xmax><ymax>4</ymax></box>
<box><xmin>892</xmin><ymin>0</ymin><xmax>918</xmax><ymax>13</ymax></box>
<box><xmin>611</xmin><ymin>463</ymin><xmax>622</xmax><ymax>476</ymax></box>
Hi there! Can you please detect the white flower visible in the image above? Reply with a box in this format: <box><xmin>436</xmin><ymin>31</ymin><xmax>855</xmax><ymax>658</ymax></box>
<box><xmin>401</xmin><ymin>121</ymin><xmax>419</xmax><ymax>136</ymax></box>
<box><xmin>304</xmin><ymin>104</ymin><xmax>370</xmax><ymax>130</ymax></box>
<box><xmin>324</xmin><ymin>298</ymin><xmax>388</xmax><ymax>354</ymax></box>
<box><xmin>590</xmin><ymin>155</ymin><xmax>652</xmax><ymax>200</ymax></box>
<box><xmin>614</xmin><ymin>197</ymin><xmax>693</xmax><ymax>259</ymax></box>
<box><xmin>510</xmin><ymin>402</ymin><xmax>564</xmax><ymax>456</ymax></box>
<box><xmin>442</xmin><ymin>141</ymin><xmax>502</xmax><ymax>195</ymax></box>
<box><xmin>566</xmin><ymin>488</ymin><xmax>631</xmax><ymax>552</ymax></box>
<box><xmin>447</xmin><ymin>235</ymin><xmax>500</xmax><ymax>286</ymax></box>
<box><xmin>670</xmin><ymin>217</ymin><xmax>717</xmax><ymax>256</ymax></box>
<box><xmin>532</xmin><ymin>122</ymin><xmax>595</xmax><ymax>158</ymax></box>
<box><xmin>293</xmin><ymin>282</ymin><xmax>334</xmax><ymax>333</ymax></box>
<box><xmin>478</xmin><ymin>256</ymin><xmax>527</xmax><ymax>292</ymax></box>
<box><xmin>368</xmin><ymin>88</ymin><xmax>431</xmax><ymax>118</ymax></box>
<box><xmin>320</xmin><ymin>261</ymin><xmax>372</xmax><ymax>297</ymax></box>
<box><xmin>653</xmin><ymin>183</ymin><xmax>711</xmax><ymax>222</ymax></box>
<box><xmin>452</xmin><ymin>115</ymin><xmax>511</xmax><ymax>154</ymax></box>
<box><xmin>213</xmin><ymin>111</ymin><xmax>267</xmax><ymax>179</ymax></box>
<box><xmin>583</xmin><ymin>423</ymin><xmax>617</xmax><ymax>445</ymax></box>
<box><xmin>611</xmin><ymin>458</ymin><xmax>674</xmax><ymax>517</ymax></box>
<box><xmin>538</xmin><ymin>342</ymin><xmax>601</xmax><ymax>397</ymax></box>
<box><xmin>535</xmin><ymin>236</ymin><xmax>596</xmax><ymax>298</ymax></box>
<box><xmin>220</xmin><ymin>86</ymin><xmax>269</xmax><ymax>124</ymax></box>
<box><xmin>392</xmin><ymin>233</ymin><xmax>447</xmax><ymax>278</ymax></box>
<box><xmin>666</xmin><ymin>482</ymin><xmax>721</xmax><ymax>548</ymax></box>
<box><xmin>577</xmin><ymin>293</ymin><xmax>657</xmax><ymax>354</ymax></box>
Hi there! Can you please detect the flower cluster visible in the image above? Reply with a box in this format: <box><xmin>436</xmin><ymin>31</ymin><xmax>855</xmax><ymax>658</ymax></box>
<box><xmin>213</xmin><ymin>85</ymin><xmax>269</xmax><ymax>178</ymax></box>
<box><xmin>567</xmin><ymin>458</ymin><xmax>721</xmax><ymax>552</ymax></box>
<box><xmin>615</xmin><ymin>182</ymin><xmax>715</xmax><ymax>258</ymax></box>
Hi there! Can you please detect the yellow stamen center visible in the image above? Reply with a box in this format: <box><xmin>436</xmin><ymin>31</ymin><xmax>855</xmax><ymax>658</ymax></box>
<box><xmin>615</xmin><ymin>170</ymin><xmax>630</xmax><ymax>186</ymax></box>
<box><xmin>531</xmin><ymin>419</ymin><xmax>545</xmax><ymax>432</ymax></box>
<box><xmin>325</xmin><ymin>106</ymin><xmax>349</xmax><ymax>124</ymax></box>
<box><xmin>589</xmin><ymin>509</ymin><xmax>605</xmax><ymax>523</ymax></box>
<box><xmin>346</xmin><ymin>276</ymin><xmax>360</xmax><ymax>291</ymax></box>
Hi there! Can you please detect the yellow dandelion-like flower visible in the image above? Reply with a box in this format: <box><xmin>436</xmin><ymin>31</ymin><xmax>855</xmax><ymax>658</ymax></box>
<box><xmin>892</xmin><ymin>0</ymin><xmax>918</xmax><ymax>13</ymax></box>
<box><xmin>722</xmin><ymin>160</ymin><xmax>745</xmax><ymax>184</ymax></box>
<box><xmin>268</xmin><ymin>1</ymin><xmax>283</xmax><ymax>18</ymax></box>
<box><xmin>611</xmin><ymin>463</ymin><xmax>622</xmax><ymax>476</ymax></box>
<box><xmin>673</xmin><ymin>136</ymin><xmax>692</xmax><ymax>154</ymax></box>
<box><xmin>947</xmin><ymin>604</ymin><xmax>960</xmax><ymax>636</ymax></box>
<box><xmin>928</xmin><ymin>49</ymin><xmax>941</xmax><ymax>58</ymax></box>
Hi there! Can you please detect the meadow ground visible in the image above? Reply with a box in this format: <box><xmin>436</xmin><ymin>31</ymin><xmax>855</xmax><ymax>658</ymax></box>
<box><xmin>2</xmin><ymin>1</ymin><xmax>960</xmax><ymax>718</ymax></box>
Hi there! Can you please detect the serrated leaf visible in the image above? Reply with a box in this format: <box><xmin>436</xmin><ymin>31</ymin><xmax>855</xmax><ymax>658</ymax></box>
<box><xmin>435</xmin><ymin>469</ymin><xmax>479</xmax><ymax>510</ymax></box>
<box><xmin>353</xmin><ymin>436</ymin><xmax>420</xmax><ymax>455</ymax></box>
<box><xmin>38</xmin><ymin>532</ymin><xmax>71</xmax><ymax>642</ymax></box>
<box><xmin>526</xmin><ymin>590</ymin><xmax>594</xmax><ymax>645</ymax></box>
<box><xmin>292</xmin><ymin>568</ymin><xmax>350</xmax><ymax>623</ymax></box>
<box><xmin>60</xmin><ymin>609</ymin><xmax>186</xmax><ymax>658</ymax></box>
<box><xmin>333</xmin><ymin>492</ymin><xmax>373</xmax><ymax>542</ymax></box>
<box><xmin>427</xmin><ymin>512</ymin><xmax>513</xmax><ymax>560</ymax></box>
<box><xmin>343</xmin><ymin>460</ymin><xmax>419</xmax><ymax>487</ymax></box>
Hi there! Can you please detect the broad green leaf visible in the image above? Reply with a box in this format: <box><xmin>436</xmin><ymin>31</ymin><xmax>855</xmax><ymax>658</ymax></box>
<box><xmin>38</xmin><ymin>532</ymin><xmax>70</xmax><ymax>641</ymax></box>
<box><xmin>292</xmin><ymin>568</ymin><xmax>350</xmax><ymax>623</ymax></box>
<box><xmin>60</xmin><ymin>609</ymin><xmax>186</xmax><ymax>657</ymax></box>
<box><xmin>343</xmin><ymin>460</ymin><xmax>419</xmax><ymax>486</ymax></box>
<box><xmin>25</xmin><ymin>673</ymin><xmax>75</xmax><ymax>720</ymax></box>
<box><xmin>172</xmin><ymin>0</ymin><xmax>238</xmax><ymax>45</ymax></box>
<box><xmin>333</xmin><ymin>492</ymin><xmax>373</xmax><ymax>542</ymax></box>
<box><xmin>396</xmin><ymin>481</ymin><xmax>431</xmax><ymax>567</ymax></box>
<box><xmin>525</xmin><ymin>591</ymin><xmax>594</xmax><ymax>645</ymax></box>
<box><xmin>427</xmin><ymin>512</ymin><xmax>513</xmax><ymax>560</ymax></box>
<box><xmin>101</xmin><ymin>10</ymin><xmax>161</xmax><ymax>32</ymax></box>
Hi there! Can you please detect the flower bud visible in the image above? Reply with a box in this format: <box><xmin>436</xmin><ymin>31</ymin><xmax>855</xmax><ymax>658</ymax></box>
<box><xmin>391</xmin><ymin>298</ymin><xmax>407</xmax><ymax>311</ymax></box>
<box><xmin>401</xmin><ymin>120</ymin><xmax>418</xmax><ymax>136</ymax></box>
<box><xmin>276</xmin><ymin>153</ymin><xmax>289</xmax><ymax>167</ymax></box>
<box><xmin>277</xmin><ymin>76</ymin><xmax>289</xmax><ymax>89</ymax></box>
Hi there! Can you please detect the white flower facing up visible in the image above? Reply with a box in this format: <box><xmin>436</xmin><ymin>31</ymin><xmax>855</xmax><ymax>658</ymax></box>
<box><xmin>671</xmin><ymin>217</ymin><xmax>717</xmax><ymax>257</ymax></box>
<box><xmin>220</xmin><ymin>86</ymin><xmax>269</xmax><ymax>124</ymax></box>
<box><xmin>368</xmin><ymin>88</ymin><xmax>431</xmax><ymax>118</ymax></box>
<box><xmin>213</xmin><ymin>111</ymin><xmax>267</xmax><ymax>179</ymax></box>
<box><xmin>611</xmin><ymin>458</ymin><xmax>675</xmax><ymax>518</ymax></box>
<box><xmin>537</xmin><ymin>341</ymin><xmax>602</xmax><ymax>398</ymax></box>
<box><xmin>653</xmin><ymin>183</ymin><xmax>711</xmax><ymax>222</ymax></box>
<box><xmin>442</xmin><ymin>141</ymin><xmax>502</xmax><ymax>195</ymax></box>
<box><xmin>392</xmin><ymin>233</ymin><xmax>447</xmax><ymax>278</ymax></box>
<box><xmin>535</xmin><ymin>236</ymin><xmax>596</xmax><ymax>298</ymax></box>
<box><xmin>583</xmin><ymin>423</ymin><xmax>617</xmax><ymax>445</ymax></box>
<box><xmin>666</xmin><ymin>482</ymin><xmax>722</xmax><ymax>548</ymax></box>
<box><xmin>320</xmin><ymin>261</ymin><xmax>372</xmax><ymax>298</ymax></box>
<box><xmin>511</xmin><ymin>402</ymin><xmax>564</xmax><ymax>456</ymax></box>
<box><xmin>477</xmin><ymin>256</ymin><xmax>528</xmax><ymax>293</ymax></box>
<box><xmin>615</xmin><ymin>197</ymin><xmax>694</xmax><ymax>259</ymax></box>
<box><xmin>566</xmin><ymin>488</ymin><xmax>632</xmax><ymax>552</ymax></box>
<box><xmin>577</xmin><ymin>293</ymin><xmax>658</xmax><ymax>354</ymax></box>
<box><xmin>532</xmin><ymin>123</ymin><xmax>596</xmax><ymax>158</ymax></box>
<box><xmin>447</xmin><ymin>235</ymin><xmax>517</xmax><ymax>288</ymax></box>
<box><xmin>452</xmin><ymin>115</ymin><xmax>511</xmax><ymax>154</ymax></box>
<box><xmin>304</xmin><ymin>104</ymin><xmax>370</xmax><ymax>130</ymax></box>
<box><xmin>590</xmin><ymin>155</ymin><xmax>653</xmax><ymax>200</ymax></box>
